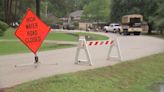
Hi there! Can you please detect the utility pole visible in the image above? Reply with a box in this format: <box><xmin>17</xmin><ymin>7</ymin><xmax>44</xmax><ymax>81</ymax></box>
<box><xmin>36</xmin><ymin>0</ymin><xmax>40</xmax><ymax>18</ymax></box>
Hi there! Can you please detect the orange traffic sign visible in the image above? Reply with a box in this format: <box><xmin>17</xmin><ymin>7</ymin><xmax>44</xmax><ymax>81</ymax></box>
<box><xmin>15</xmin><ymin>8</ymin><xmax>51</xmax><ymax>54</ymax></box>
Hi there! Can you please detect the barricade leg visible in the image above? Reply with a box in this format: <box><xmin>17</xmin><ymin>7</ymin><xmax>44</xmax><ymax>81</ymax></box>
<box><xmin>107</xmin><ymin>39</ymin><xmax>122</xmax><ymax>61</ymax></box>
<box><xmin>75</xmin><ymin>47</ymin><xmax>80</xmax><ymax>64</ymax></box>
<box><xmin>107</xmin><ymin>44</ymin><xmax>114</xmax><ymax>60</ymax></box>
<box><xmin>116</xmin><ymin>38</ymin><xmax>122</xmax><ymax>61</ymax></box>
<box><xmin>84</xmin><ymin>43</ymin><xmax>92</xmax><ymax>65</ymax></box>
<box><xmin>74</xmin><ymin>36</ymin><xmax>92</xmax><ymax>66</ymax></box>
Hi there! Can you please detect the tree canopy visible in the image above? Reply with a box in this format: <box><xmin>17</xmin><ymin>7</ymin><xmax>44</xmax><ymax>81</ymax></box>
<box><xmin>82</xmin><ymin>0</ymin><xmax>110</xmax><ymax>22</ymax></box>
<box><xmin>1</xmin><ymin>0</ymin><xmax>164</xmax><ymax>33</ymax></box>
<box><xmin>1</xmin><ymin>0</ymin><xmax>91</xmax><ymax>25</ymax></box>
<box><xmin>110</xmin><ymin>0</ymin><xmax>164</xmax><ymax>33</ymax></box>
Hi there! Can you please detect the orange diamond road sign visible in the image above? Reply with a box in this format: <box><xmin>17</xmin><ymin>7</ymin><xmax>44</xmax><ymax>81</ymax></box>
<box><xmin>15</xmin><ymin>8</ymin><xmax>51</xmax><ymax>54</ymax></box>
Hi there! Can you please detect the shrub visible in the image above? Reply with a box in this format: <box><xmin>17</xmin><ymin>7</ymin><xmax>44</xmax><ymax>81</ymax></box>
<box><xmin>73</xmin><ymin>21</ymin><xmax>79</xmax><ymax>29</ymax></box>
<box><xmin>0</xmin><ymin>20</ymin><xmax>9</xmax><ymax>36</ymax></box>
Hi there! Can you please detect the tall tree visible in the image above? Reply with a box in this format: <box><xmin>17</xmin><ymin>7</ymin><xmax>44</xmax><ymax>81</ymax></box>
<box><xmin>0</xmin><ymin>0</ymin><xmax>5</xmax><ymax>21</ymax></box>
<box><xmin>110</xmin><ymin>0</ymin><xmax>163</xmax><ymax>33</ymax></box>
<box><xmin>36</xmin><ymin>0</ymin><xmax>40</xmax><ymax>17</ymax></box>
<box><xmin>153</xmin><ymin>1</ymin><xmax>164</xmax><ymax>34</ymax></box>
<box><xmin>83</xmin><ymin>0</ymin><xmax>110</xmax><ymax>22</ymax></box>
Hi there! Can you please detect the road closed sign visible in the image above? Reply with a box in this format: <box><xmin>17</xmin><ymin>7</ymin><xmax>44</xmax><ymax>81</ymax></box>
<box><xmin>15</xmin><ymin>8</ymin><xmax>51</xmax><ymax>54</ymax></box>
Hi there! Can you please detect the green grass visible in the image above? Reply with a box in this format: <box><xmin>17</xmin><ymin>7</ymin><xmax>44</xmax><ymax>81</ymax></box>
<box><xmin>0</xmin><ymin>28</ymin><xmax>108</xmax><ymax>41</ymax></box>
<box><xmin>143</xmin><ymin>33</ymin><xmax>164</xmax><ymax>39</ymax></box>
<box><xmin>0</xmin><ymin>28</ymin><xmax>108</xmax><ymax>55</ymax></box>
<box><xmin>5</xmin><ymin>53</ymin><xmax>164</xmax><ymax>92</ymax></box>
<box><xmin>46</xmin><ymin>32</ymin><xmax>78</xmax><ymax>41</ymax></box>
<box><xmin>0</xmin><ymin>28</ymin><xmax>77</xmax><ymax>41</ymax></box>
<box><xmin>0</xmin><ymin>41</ymin><xmax>74</xmax><ymax>55</ymax></box>
<box><xmin>0</xmin><ymin>28</ymin><xmax>16</xmax><ymax>39</ymax></box>
<box><xmin>71</xmin><ymin>32</ymin><xmax>109</xmax><ymax>41</ymax></box>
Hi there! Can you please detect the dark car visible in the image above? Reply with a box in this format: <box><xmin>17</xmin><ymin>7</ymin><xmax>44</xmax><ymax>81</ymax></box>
<box><xmin>50</xmin><ymin>24</ymin><xmax>60</xmax><ymax>29</ymax></box>
<box><xmin>63</xmin><ymin>24</ymin><xmax>75</xmax><ymax>30</ymax></box>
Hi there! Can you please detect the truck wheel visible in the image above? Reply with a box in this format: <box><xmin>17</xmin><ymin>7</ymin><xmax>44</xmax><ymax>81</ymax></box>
<box><xmin>123</xmin><ymin>29</ymin><xmax>129</xmax><ymax>35</ymax></box>
<box><xmin>117</xmin><ymin>29</ymin><xmax>120</xmax><ymax>33</ymax></box>
<box><xmin>113</xmin><ymin>29</ymin><xmax>116</xmax><ymax>33</ymax></box>
<box><xmin>123</xmin><ymin>31</ymin><xmax>129</xmax><ymax>35</ymax></box>
<box><xmin>119</xmin><ymin>32</ymin><xmax>123</xmax><ymax>35</ymax></box>
<box><xmin>123</xmin><ymin>32</ymin><xmax>127</xmax><ymax>35</ymax></box>
<box><xmin>134</xmin><ymin>32</ymin><xmax>140</xmax><ymax>35</ymax></box>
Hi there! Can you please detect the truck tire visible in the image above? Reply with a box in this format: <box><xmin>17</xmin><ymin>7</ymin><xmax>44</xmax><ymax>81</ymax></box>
<box><xmin>113</xmin><ymin>29</ymin><xmax>116</xmax><ymax>33</ymax></box>
<box><xmin>123</xmin><ymin>30</ymin><xmax>129</xmax><ymax>35</ymax></box>
<box><xmin>134</xmin><ymin>32</ymin><xmax>140</xmax><ymax>35</ymax></box>
<box><xmin>117</xmin><ymin>29</ymin><xmax>120</xmax><ymax>33</ymax></box>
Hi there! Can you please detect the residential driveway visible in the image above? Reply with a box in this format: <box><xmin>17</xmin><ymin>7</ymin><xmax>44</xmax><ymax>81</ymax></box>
<box><xmin>0</xmin><ymin>31</ymin><xmax>164</xmax><ymax>89</ymax></box>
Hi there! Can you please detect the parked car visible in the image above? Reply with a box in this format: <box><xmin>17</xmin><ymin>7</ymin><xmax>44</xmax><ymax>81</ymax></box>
<box><xmin>63</xmin><ymin>24</ymin><xmax>75</xmax><ymax>30</ymax></box>
<box><xmin>50</xmin><ymin>24</ymin><xmax>60</xmax><ymax>29</ymax></box>
<box><xmin>104</xmin><ymin>23</ymin><xmax>122</xmax><ymax>33</ymax></box>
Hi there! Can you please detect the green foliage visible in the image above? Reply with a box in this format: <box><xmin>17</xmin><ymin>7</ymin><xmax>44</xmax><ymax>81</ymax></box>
<box><xmin>0</xmin><ymin>0</ymin><xmax>5</xmax><ymax>21</ymax></box>
<box><xmin>41</xmin><ymin>15</ymin><xmax>55</xmax><ymax>25</ymax></box>
<box><xmin>110</xmin><ymin>0</ymin><xmax>146</xmax><ymax>22</ymax></box>
<box><xmin>0</xmin><ymin>20</ymin><xmax>9</xmax><ymax>36</ymax></box>
<box><xmin>153</xmin><ymin>1</ymin><xmax>164</xmax><ymax>32</ymax></box>
<box><xmin>47</xmin><ymin>0</ymin><xmax>92</xmax><ymax>18</ymax></box>
<box><xmin>110</xmin><ymin>0</ymin><xmax>164</xmax><ymax>31</ymax></box>
<box><xmin>0</xmin><ymin>28</ymin><xmax>16</xmax><ymax>39</ymax></box>
<box><xmin>1</xmin><ymin>0</ymin><xmax>92</xmax><ymax>25</ymax></box>
<box><xmin>83</xmin><ymin>0</ymin><xmax>111</xmax><ymax>22</ymax></box>
<box><xmin>73</xmin><ymin>21</ymin><xmax>79</xmax><ymax>29</ymax></box>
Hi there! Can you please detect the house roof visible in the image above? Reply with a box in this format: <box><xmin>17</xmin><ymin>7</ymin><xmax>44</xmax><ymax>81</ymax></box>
<box><xmin>69</xmin><ymin>10</ymin><xmax>83</xmax><ymax>17</ymax></box>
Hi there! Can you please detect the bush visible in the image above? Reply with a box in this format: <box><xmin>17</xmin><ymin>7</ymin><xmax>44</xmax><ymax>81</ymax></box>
<box><xmin>0</xmin><ymin>20</ymin><xmax>9</xmax><ymax>36</ymax></box>
<box><xmin>73</xmin><ymin>21</ymin><xmax>79</xmax><ymax>29</ymax></box>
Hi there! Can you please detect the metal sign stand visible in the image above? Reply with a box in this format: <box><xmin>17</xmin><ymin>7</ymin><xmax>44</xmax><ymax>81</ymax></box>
<box><xmin>15</xmin><ymin>53</ymin><xmax>40</xmax><ymax>68</ymax></box>
<box><xmin>15</xmin><ymin>53</ymin><xmax>57</xmax><ymax>68</ymax></box>
<box><xmin>75</xmin><ymin>36</ymin><xmax>92</xmax><ymax>66</ymax></box>
<box><xmin>107</xmin><ymin>38</ymin><xmax>122</xmax><ymax>61</ymax></box>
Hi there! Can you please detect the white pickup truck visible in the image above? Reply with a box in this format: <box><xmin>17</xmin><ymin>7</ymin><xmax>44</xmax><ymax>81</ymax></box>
<box><xmin>104</xmin><ymin>23</ymin><xmax>122</xmax><ymax>33</ymax></box>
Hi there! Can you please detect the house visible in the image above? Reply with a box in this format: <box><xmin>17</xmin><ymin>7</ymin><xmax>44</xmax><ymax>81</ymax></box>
<box><xmin>69</xmin><ymin>10</ymin><xmax>83</xmax><ymax>21</ymax></box>
<box><xmin>79</xmin><ymin>22</ymin><xmax>92</xmax><ymax>30</ymax></box>
<box><xmin>59</xmin><ymin>10</ymin><xmax>83</xmax><ymax>22</ymax></box>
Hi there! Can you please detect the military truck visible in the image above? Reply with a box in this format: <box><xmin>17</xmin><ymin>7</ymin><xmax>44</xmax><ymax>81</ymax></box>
<box><xmin>120</xmin><ymin>14</ymin><xmax>145</xmax><ymax>35</ymax></box>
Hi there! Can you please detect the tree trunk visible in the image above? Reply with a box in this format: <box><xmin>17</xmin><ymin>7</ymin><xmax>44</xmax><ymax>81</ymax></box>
<box><xmin>160</xmin><ymin>29</ymin><xmax>163</xmax><ymax>34</ymax></box>
<box><xmin>8</xmin><ymin>0</ymin><xmax>13</xmax><ymax>24</ymax></box>
<box><xmin>148</xmin><ymin>22</ymin><xmax>152</xmax><ymax>34</ymax></box>
<box><xmin>14</xmin><ymin>0</ymin><xmax>18</xmax><ymax>22</ymax></box>
<box><xmin>36</xmin><ymin>0</ymin><xmax>40</xmax><ymax>18</ymax></box>
<box><xmin>4</xmin><ymin>0</ymin><xmax>9</xmax><ymax>23</ymax></box>
<box><xmin>18</xmin><ymin>0</ymin><xmax>23</xmax><ymax>18</ymax></box>
<box><xmin>4</xmin><ymin>0</ymin><xmax>13</xmax><ymax>24</ymax></box>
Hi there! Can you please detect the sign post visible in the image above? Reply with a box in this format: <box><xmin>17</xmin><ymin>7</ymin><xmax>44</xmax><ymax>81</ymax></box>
<box><xmin>15</xmin><ymin>8</ymin><xmax>51</xmax><ymax>67</ymax></box>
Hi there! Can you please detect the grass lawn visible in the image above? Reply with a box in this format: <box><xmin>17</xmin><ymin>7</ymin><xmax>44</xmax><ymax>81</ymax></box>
<box><xmin>5</xmin><ymin>53</ymin><xmax>164</xmax><ymax>92</ymax></box>
<box><xmin>143</xmin><ymin>33</ymin><xmax>164</xmax><ymax>39</ymax></box>
<box><xmin>150</xmin><ymin>34</ymin><xmax>164</xmax><ymax>39</ymax></box>
<box><xmin>0</xmin><ymin>28</ymin><xmax>108</xmax><ymax>41</ymax></box>
<box><xmin>0</xmin><ymin>41</ymin><xmax>74</xmax><ymax>55</ymax></box>
<box><xmin>0</xmin><ymin>28</ymin><xmax>17</xmax><ymax>39</ymax></box>
<box><xmin>0</xmin><ymin>28</ymin><xmax>108</xmax><ymax>55</ymax></box>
